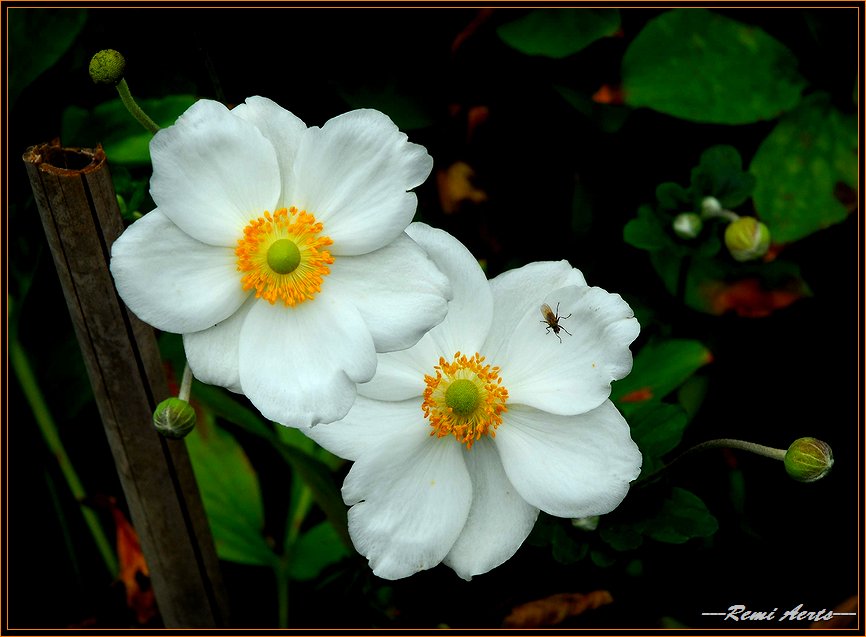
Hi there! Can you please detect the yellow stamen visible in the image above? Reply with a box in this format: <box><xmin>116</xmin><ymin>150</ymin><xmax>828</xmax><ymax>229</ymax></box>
<box><xmin>235</xmin><ymin>207</ymin><xmax>334</xmax><ymax>306</ymax></box>
<box><xmin>421</xmin><ymin>351</ymin><xmax>509</xmax><ymax>450</ymax></box>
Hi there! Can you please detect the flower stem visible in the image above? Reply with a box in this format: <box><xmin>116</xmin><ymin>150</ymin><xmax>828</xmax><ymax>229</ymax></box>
<box><xmin>638</xmin><ymin>438</ymin><xmax>787</xmax><ymax>485</ymax></box>
<box><xmin>9</xmin><ymin>332</ymin><xmax>119</xmax><ymax>577</ymax></box>
<box><xmin>178</xmin><ymin>362</ymin><xmax>193</xmax><ymax>402</ymax></box>
<box><xmin>115</xmin><ymin>78</ymin><xmax>159</xmax><ymax>135</ymax></box>
<box><xmin>701</xmin><ymin>208</ymin><xmax>740</xmax><ymax>223</ymax></box>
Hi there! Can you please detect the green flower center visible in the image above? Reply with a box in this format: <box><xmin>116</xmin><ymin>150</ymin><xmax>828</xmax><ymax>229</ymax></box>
<box><xmin>266</xmin><ymin>238</ymin><xmax>301</xmax><ymax>274</ymax></box>
<box><xmin>444</xmin><ymin>378</ymin><xmax>480</xmax><ymax>415</ymax></box>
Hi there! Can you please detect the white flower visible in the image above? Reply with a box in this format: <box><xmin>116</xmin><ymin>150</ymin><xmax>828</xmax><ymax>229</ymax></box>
<box><xmin>110</xmin><ymin>97</ymin><xmax>451</xmax><ymax>427</ymax></box>
<box><xmin>306</xmin><ymin>224</ymin><xmax>643</xmax><ymax>580</ymax></box>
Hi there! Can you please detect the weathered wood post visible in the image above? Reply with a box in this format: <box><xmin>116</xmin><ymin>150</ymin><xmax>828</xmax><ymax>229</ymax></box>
<box><xmin>22</xmin><ymin>141</ymin><xmax>229</xmax><ymax>627</ymax></box>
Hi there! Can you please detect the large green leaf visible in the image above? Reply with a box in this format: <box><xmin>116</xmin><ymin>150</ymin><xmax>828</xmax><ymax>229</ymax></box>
<box><xmin>62</xmin><ymin>95</ymin><xmax>196</xmax><ymax>164</ymax></box>
<box><xmin>191</xmin><ymin>381</ymin><xmax>351</xmax><ymax>548</ymax></box>
<box><xmin>622</xmin><ymin>9</ymin><xmax>806</xmax><ymax>124</ymax></box>
<box><xmin>186</xmin><ymin>414</ymin><xmax>276</xmax><ymax>566</ymax></box>
<box><xmin>750</xmin><ymin>93</ymin><xmax>857</xmax><ymax>243</ymax></box>
<box><xmin>612</xmin><ymin>338</ymin><xmax>713</xmax><ymax>407</ymax></box>
<box><xmin>628</xmin><ymin>403</ymin><xmax>689</xmax><ymax>477</ymax></box>
<box><xmin>497</xmin><ymin>9</ymin><xmax>620</xmax><ymax>58</ymax></box>
<box><xmin>9</xmin><ymin>9</ymin><xmax>87</xmax><ymax>105</ymax></box>
<box><xmin>287</xmin><ymin>522</ymin><xmax>351</xmax><ymax>580</ymax></box>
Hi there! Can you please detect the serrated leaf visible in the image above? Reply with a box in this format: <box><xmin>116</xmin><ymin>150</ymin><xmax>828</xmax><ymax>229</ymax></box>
<box><xmin>599</xmin><ymin>523</ymin><xmax>644</xmax><ymax>551</ymax></box>
<box><xmin>750</xmin><ymin>93</ymin><xmax>857</xmax><ymax>243</ymax></box>
<box><xmin>287</xmin><ymin>522</ymin><xmax>351</xmax><ymax>580</ymax></box>
<box><xmin>551</xmin><ymin>524</ymin><xmax>587</xmax><ymax>564</ymax></box>
<box><xmin>643</xmin><ymin>487</ymin><xmax>718</xmax><ymax>544</ymax></box>
<box><xmin>622</xmin><ymin>9</ymin><xmax>806</xmax><ymax>124</ymax></box>
<box><xmin>655</xmin><ymin>182</ymin><xmax>691</xmax><ymax>210</ymax></box>
<box><xmin>9</xmin><ymin>9</ymin><xmax>87</xmax><ymax>105</ymax></box>
<box><xmin>624</xmin><ymin>205</ymin><xmax>669</xmax><ymax>251</ymax></box>
<box><xmin>186</xmin><ymin>414</ymin><xmax>276</xmax><ymax>566</ymax></box>
<box><xmin>497</xmin><ymin>9</ymin><xmax>620</xmax><ymax>58</ymax></box>
<box><xmin>690</xmin><ymin>145</ymin><xmax>756</xmax><ymax>208</ymax></box>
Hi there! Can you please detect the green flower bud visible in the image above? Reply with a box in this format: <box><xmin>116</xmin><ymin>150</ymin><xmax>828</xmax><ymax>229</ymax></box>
<box><xmin>784</xmin><ymin>437</ymin><xmax>834</xmax><ymax>482</ymax></box>
<box><xmin>89</xmin><ymin>49</ymin><xmax>126</xmax><ymax>85</ymax></box>
<box><xmin>701</xmin><ymin>196</ymin><xmax>723</xmax><ymax>217</ymax></box>
<box><xmin>673</xmin><ymin>212</ymin><xmax>703</xmax><ymax>239</ymax></box>
<box><xmin>724</xmin><ymin>216</ymin><xmax>771</xmax><ymax>262</ymax></box>
<box><xmin>153</xmin><ymin>397</ymin><xmax>196</xmax><ymax>439</ymax></box>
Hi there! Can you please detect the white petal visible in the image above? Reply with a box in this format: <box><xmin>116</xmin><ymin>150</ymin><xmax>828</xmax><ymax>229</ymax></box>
<box><xmin>494</xmin><ymin>402</ymin><xmax>642</xmax><ymax>518</ymax></box>
<box><xmin>183</xmin><ymin>297</ymin><xmax>256</xmax><ymax>393</ymax></box>
<box><xmin>443</xmin><ymin>439</ymin><xmax>539</xmax><ymax>581</ymax></box>
<box><xmin>149</xmin><ymin>99</ymin><xmax>281</xmax><ymax>246</ymax></box>
<box><xmin>356</xmin><ymin>333</ymin><xmax>441</xmax><ymax>402</ymax></box>
<box><xmin>357</xmin><ymin>224</ymin><xmax>493</xmax><ymax>402</ymax></box>
<box><xmin>292</xmin><ymin>109</ymin><xmax>433</xmax><ymax>256</ymax></box>
<box><xmin>231</xmin><ymin>96</ymin><xmax>308</xmax><ymax>209</ymax></box>
<box><xmin>238</xmin><ymin>294</ymin><xmax>377</xmax><ymax>427</ymax></box>
<box><xmin>305</xmin><ymin>397</ymin><xmax>421</xmax><ymax>462</ymax></box>
<box><xmin>500</xmin><ymin>285</ymin><xmax>640</xmax><ymax>415</ymax></box>
<box><xmin>326</xmin><ymin>232</ymin><xmax>450</xmax><ymax>352</ymax></box>
<box><xmin>485</xmin><ymin>261</ymin><xmax>587</xmax><ymax>361</ymax></box>
<box><xmin>406</xmin><ymin>223</ymin><xmax>493</xmax><ymax>358</ymax></box>
<box><xmin>343</xmin><ymin>431</ymin><xmax>472</xmax><ymax>580</ymax></box>
<box><xmin>109</xmin><ymin>210</ymin><xmax>248</xmax><ymax>333</ymax></box>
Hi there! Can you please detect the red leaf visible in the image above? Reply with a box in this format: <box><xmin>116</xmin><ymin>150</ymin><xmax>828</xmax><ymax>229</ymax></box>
<box><xmin>503</xmin><ymin>591</ymin><xmax>614</xmax><ymax>628</ymax></box>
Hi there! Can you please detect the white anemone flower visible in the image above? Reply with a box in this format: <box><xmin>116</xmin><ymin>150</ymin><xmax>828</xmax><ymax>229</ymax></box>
<box><xmin>110</xmin><ymin>97</ymin><xmax>451</xmax><ymax>427</ymax></box>
<box><xmin>306</xmin><ymin>223</ymin><xmax>643</xmax><ymax>580</ymax></box>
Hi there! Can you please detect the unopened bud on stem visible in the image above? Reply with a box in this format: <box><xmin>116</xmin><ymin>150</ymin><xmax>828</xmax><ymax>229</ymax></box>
<box><xmin>725</xmin><ymin>216</ymin><xmax>771</xmax><ymax>262</ymax></box>
<box><xmin>153</xmin><ymin>397</ymin><xmax>196</xmax><ymax>439</ymax></box>
<box><xmin>89</xmin><ymin>49</ymin><xmax>126</xmax><ymax>86</ymax></box>
<box><xmin>784</xmin><ymin>437</ymin><xmax>834</xmax><ymax>482</ymax></box>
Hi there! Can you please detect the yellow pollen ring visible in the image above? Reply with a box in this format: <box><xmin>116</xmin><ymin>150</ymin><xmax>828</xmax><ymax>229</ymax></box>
<box><xmin>421</xmin><ymin>351</ymin><xmax>509</xmax><ymax>450</ymax></box>
<box><xmin>235</xmin><ymin>207</ymin><xmax>334</xmax><ymax>306</ymax></box>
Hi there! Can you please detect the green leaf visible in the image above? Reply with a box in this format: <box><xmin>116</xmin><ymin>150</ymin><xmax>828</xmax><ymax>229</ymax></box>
<box><xmin>622</xmin><ymin>9</ymin><xmax>806</xmax><ymax>124</ymax></box>
<box><xmin>191</xmin><ymin>382</ymin><xmax>351</xmax><ymax>549</ymax></box>
<box><xmin>690</xmin><ymin>145</ymin><xmax>756</xmax><ymax>209</ymax></box>
<box><xmin>550</xmin><ymin>524</ymin><xmax>587</xmax><ymax>564</ymax></box>
<box><xmin>611</xmin><ymin>338</ymin><xmax>713</xmax><ymax>406</ymax></box>
<box><xmin>600</xmin><ymin>523</ymin><xmax>644</xmax><ymax>551</ymax></box>
<box><xmin>628</xmin><ymin>403</ymin><xmax>688</xmax><ymax>474</ymax></box>
<box><xmin>287</xmin><ymin>522</ymin><xmax>351</xmax><ymax>580</ymax></box>
<box><xmin>624</xmin><ymin>205</ymin><xmax>669</xmax><ymax>251</ymax></box>
<box><xmin>750</xmin><ymin>93</ymin><xmax>857</xmax><ymax>243</ymax></box>
<box><xmin>186</xmin><ymin>414</ymin><xmax>277</xmax><ymax>566</ymax></box>
<box><xmin>655</xmin><ymin>182</ymin><xmax>691</xmax><ymax>211</ymax></box>
<box><xmin>497</xmin><ymin>9</ymin><xmax>620</xmax><ymax>58</ymax></box>
<box><xmin>643</xmin><ymin>487</ymin><xmax>718</xmax><ymax>544</ymax></box>
<box><xmin>61</xmin><ymin>95</ymin><xmax>197</xmax><ymax>164</ymax></box>
<box><xmin>9</xmin><ymin>9</ymin><xmax>87</xmax><ymax>105</ymax></box>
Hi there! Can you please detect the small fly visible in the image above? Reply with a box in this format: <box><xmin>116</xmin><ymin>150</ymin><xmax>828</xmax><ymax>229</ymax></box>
<box><xmin>540</xmin><ymin>302</ymin><xmax>572</xmax><ymax>343</ymax></box>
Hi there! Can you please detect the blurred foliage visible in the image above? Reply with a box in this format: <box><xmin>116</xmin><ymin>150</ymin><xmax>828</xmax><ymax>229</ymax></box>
<box><xmin>497</xmin><ymin>9</ymin><xmax>621</xmax><ymax>58</ymax></box>
<box><xmin>622</xmin><ymin>9</ymin><xmax>806</xmax><ymax>124</ymax></box>
<box><xmin>7</xmin><ymin>6</ymin><xmax>857</xmax><ymax>630</ymax></box>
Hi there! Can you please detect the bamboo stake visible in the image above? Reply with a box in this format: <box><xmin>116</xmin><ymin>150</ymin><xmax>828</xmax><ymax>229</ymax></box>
<box><xmin>22</xmin><ymin>141</ymin><xmax>229</xmax><ymax>628</ymax></box>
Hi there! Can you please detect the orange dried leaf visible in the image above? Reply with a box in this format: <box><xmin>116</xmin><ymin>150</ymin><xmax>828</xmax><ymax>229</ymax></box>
<box><xmin>503</xmin><ymin>590</ymin><xmax>614</xmax><ymax>628</ymax></box>
<box><xmin>437</xmin><ymin>161</ymin><xmax>488</xmax><ymax>214</ymax></box>
<box><xmin>110</xmin><ymin>504</ymin><xmax>157</xmax><ymax>625</ymax></box>
<box><xmin>702</xmin><ymin>277</ymin><xmax>805</xmax><ymax>317</ymax></box>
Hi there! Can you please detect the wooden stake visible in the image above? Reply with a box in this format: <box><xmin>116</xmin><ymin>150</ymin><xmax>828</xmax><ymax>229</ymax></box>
<box><xmin>22</xmin><ymin>141</ymin><xmax>229</xmax><ymax>628</ymax></box>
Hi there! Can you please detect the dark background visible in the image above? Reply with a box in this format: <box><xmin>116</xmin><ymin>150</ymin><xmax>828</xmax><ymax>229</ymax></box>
<box><xmin>5</xmin><ymin>6</ymin><xmax>861</xmax><ymax>629</ymax></box>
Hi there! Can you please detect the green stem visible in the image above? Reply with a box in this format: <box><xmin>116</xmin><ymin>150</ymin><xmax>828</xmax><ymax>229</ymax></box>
<box><xmin>178</xmin><ymin>363</ymin><xmax>193</xmax><ymax>402</ymax></box>
<box><xmin>701</xmin><ymin>208</ymin><xmax>740</xmax><ymax>223</ymax></box>
<box><xmin>275</xmin><ymin>561</ymin><xmax>290</xmax><ymax>628</ymax></box>
<box><xmin>115</xmin><ymin>78</ymin><xmax>159</xmax><ymax>135</ymax></box>
<box><xmin>9</xmin><ymin>334</ymin><xmax>119</xmax><ymax>577</ymax></box>
<box><xmin>638</xmin><ymin>438</ymin><xmax>787</xmax><ymax>485</ymax></box>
